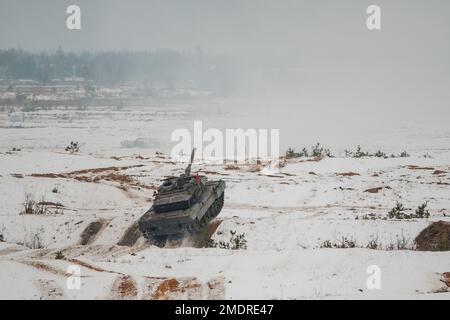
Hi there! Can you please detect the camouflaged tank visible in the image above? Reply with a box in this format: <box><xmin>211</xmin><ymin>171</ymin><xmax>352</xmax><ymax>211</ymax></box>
<box><xmin>138</xmin><ymin>148</ymin><xmax>225</xmax><ymax>243</ymax></box>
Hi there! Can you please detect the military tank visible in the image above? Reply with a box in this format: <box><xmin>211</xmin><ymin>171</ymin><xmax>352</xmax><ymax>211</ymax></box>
<box><xmin>138</xmin><ymin>148</ymin><xmax>225</xmax><ymax>244</ymax></box>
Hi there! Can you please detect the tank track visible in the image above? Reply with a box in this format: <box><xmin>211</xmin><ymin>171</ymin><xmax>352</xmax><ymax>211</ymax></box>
<box><xmin>187</xmin><ymin>192</ymin><xmax>224</xmax><ymax>234</ymax></box>
<box><xmin>147</xmin><ymin>192</ymin><xmax>225</xmax><ymax>247</ymax></box>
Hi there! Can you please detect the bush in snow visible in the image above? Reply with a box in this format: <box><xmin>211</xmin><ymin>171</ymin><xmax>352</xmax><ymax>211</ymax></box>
<box><xmin>20</xmin><ymin>194</ymin><xmax>63</xmax><ymax>215</ymax></box>
<box><xmin>285</xmin><ymin>143</ymin><xmax>331</xmax><ymax>159</ymax></box>
<box><xmin>387</xmin><ymin>202</ymin><xmax>430</xmax><ymax>219</ymax></box>
<box><xmin>387</xmin><ymin>202</ymin><xmax>408</xmax><ymax>219</ymax></box>
<box><xmin>398</xmin><ymin>151</ymin><xmax>410</xmax><ymax>158</ymax></box>
<box><xmin>65</xmin><ymin>141</ymin><xmax>80</xmax><ymax>153</ymax></box>
<box><xmin>22</xmin><ymin>193</ymin><xmax>37</xmax><ymax>215</ymax></box>
<box><xmin>207</xmin><ymin>230</ymin><xmax>248</xmax><ymax>250</ymax></box>
<box><xmin>373</xmin><ymin>150</ymin><xmax>387</xmax><ymax>158</ymax></box>
<box><xmin>415</xmin><ymin>202</ymin><xmax>430</xmax><ymax>219</ymax></box>
<box><xmin>55</xmin><ymin>251</ymin><xmax>65</xmax><ymax>260</ymax></box>
<box><xmin>311</xmin><ymin>142</ymin><xmax>332</xmax><ymax>158</ymax></box>
<box><xmin>320</xmin><ymin>237</ymin><xmax>356</xmax><ymax>249</ymax></box>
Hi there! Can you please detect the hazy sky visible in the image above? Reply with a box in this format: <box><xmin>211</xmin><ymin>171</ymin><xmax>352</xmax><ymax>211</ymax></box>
<box><xmin>1</xmin><ymin>0</ymin><xmax>449</xmax><ymax>127</ymax></box>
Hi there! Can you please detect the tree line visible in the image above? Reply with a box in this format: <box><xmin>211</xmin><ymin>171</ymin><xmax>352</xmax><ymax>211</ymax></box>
<box><xmin>0</xmin><ymin>48</ymin><xmax>236</xmax><ymax>93</ymax></box>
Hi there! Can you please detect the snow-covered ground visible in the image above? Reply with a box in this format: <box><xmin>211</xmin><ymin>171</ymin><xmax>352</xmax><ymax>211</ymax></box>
<box><xmin>0</xmin><ymin>102</ymin><xmax>449</xmax><ymax>299</ymax></box>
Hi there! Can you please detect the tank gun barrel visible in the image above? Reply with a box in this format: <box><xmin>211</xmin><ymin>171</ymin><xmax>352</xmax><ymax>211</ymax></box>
<box><xmin>184</xmin><ymin>148</ymin><xmax>196</xmax><ymax>176</ymax></box>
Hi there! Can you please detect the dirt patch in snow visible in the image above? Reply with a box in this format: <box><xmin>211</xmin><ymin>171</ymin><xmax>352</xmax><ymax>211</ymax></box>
<box><xmin>79</xmin><ymin>219</ymin><xmax>110</xmax><ymax>245</ymax></box>
<box><xmin>336</xmin><ymin>172</ymin><xmax>360</xmax><ymax>177</ymax></box>
<box><xmin>111</xmin><ymin>276</ymin><xmax>138</xmax><ymax>299</ymax></box>
<box><xmin>152</xmin><ymin>278</ymin><xmax>180</xmax><ymax>299</ymax></box>
<box><xmin>442</xmin><ymin>273</ymin><xmax>450</xmax><ymax>288</ymax></box>
<box><xmin>224</xmin><ymin>164</ymin><xmax>240</xmax><ymax>170</ymax></box>
<box><xmin>145</xmin><ymin>277</ymin><xmax>225</xmax><ymax>300</ymax></box>
<box><xmin>415</xmin><ymin>221</ymin><xmax>450</xmax><ymax>251</ymax></box>
<box><xmin>117</xmin><ymin>222</ymin><xmax>142</xmax><ymax>247</ymax></box>
<box><xmin>364</xmin><ymin>187</ymin><xmax>384</xmax><ymax>194</ymax></box>
<box><xmin>23</xmin><ymin>260</ymin><xmax>69</xmax><ymax>277</ymax></box>
<box><xmin>30</xmin><ymin>164</ymin><xmax>155</xmax><ymax>192</ymax></box>
<box><xmin>406</xmin><ymin>165</ymin><xmax>435</xmax><ymax>170</ymax></box>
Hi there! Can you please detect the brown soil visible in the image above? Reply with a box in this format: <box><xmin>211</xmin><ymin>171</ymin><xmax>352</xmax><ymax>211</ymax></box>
<box><xmin>117</xmin><ymin>222</ymin><xmax>142</xmax><ymax>247</ymax></box>
<box><xmin>112</xmin><ymin>276</ymin><xmax>138</xmax><ymax>299</ymax></box>
<box><xmin>30</xmin><ymin>164</ymin><xmax>154</xmax><ymax>192</ymax></box>
<box><xmin>79</xmin><ymin>219</ymin><xmax>110</xmax><ymax>245</ymax></box>
<box><xmin>152</xmin><ymin>278</ymin><xmax>180</xmax><ymax>299</ymax></box>
<box><xmin>433</xmin><ymin>170</ymin><xmax>447</xmax><ymax>175</ymax></box>
<box><xmin>336</xmin><ymin>172</ymin><xmax>360</xmax><ymax>177</ymax></box>
<box><xmin>407</xmin><ymin>165</ymin><xmax>435</xmax><ymax>170</ymax></box>
<box><xmin>415</xmin><ymin>221</ymin><xmax>450</xmax><ymax>251</ymax></box>
<box><xmin>442</xmin><ymin>272</ymin><xmax>450</xmax><ymax>287</ymax></box>
<box><xmin>146</xmin><ymin>277</ymin><xmax>225</xmax><ymax>300</ymax></box>
<box><xmin>364</xmin><ymin>187</ymin><xmax>383</xmax><ymax>194</ymax></box>
<box><xmin>224</xmin><ymin>164</ymin><xmax>240</xmax><ymax>170</ymax></box>
<box><xmin>23</xmin><ymin>261</ymin><xmax>70</xmax><ymax>277</ymax></box>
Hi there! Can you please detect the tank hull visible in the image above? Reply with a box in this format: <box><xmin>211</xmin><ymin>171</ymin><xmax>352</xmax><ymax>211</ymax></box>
<box><xmin>138</xmin><ymin>180</ymin><xmax>225</xmax><ymax>240</ymax></box>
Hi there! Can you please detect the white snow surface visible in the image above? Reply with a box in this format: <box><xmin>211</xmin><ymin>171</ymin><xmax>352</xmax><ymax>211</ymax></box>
<box><xmin>0</xmin><ymin>103</ymin><xmax>449</xmax><ymax>299</ymax></box>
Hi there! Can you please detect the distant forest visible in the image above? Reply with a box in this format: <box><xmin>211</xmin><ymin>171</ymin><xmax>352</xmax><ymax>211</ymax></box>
<box><xmin>0</xmin><ymin>48</ymin><xmax>237</xmax><ymax>93</ymax></box>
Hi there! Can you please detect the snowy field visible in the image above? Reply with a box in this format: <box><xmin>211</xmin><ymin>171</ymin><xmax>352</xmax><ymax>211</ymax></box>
<box><xmin>0</xmin><ymin>100</ymin><xmax>449</xmax><ymax>299</ymax></box>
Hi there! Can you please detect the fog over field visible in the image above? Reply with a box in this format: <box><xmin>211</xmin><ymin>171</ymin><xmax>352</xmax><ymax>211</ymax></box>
<box><xmin>1</xmin><ymin>1</ymin><xmax>450</xmax><ymax>132</ymax></box>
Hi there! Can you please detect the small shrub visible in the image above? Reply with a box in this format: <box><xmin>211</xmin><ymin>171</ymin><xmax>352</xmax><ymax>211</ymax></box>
<box><xmin>285</xmin><ymin>147</ymin><xmax>301</xmax><ymax>159</ymax></box>
<box><xmin>320</xmin><ymin>240</ymin><xmax>333</xmax><ymax>248</ymax></box>
<box><xmin>311</xmin><ymin>143</ymin><xmax>324</xmax><ymax>157</ymax></box>
<box><xmin>415</xmin><ymin>202</ymin><xmax>430</xmax><ymax>219</ymax></box>
<box><xmin>373</xmin><ymin>150</ymin><xmax>387</xmax><ymax>158</ymax></box>
<box><xmin>65</xmin><ymin>141</ymin><xmax>79</xmax><ymax>153</ymax></box>
<box><xmin>344</xmin><ymin>149</ymin><xmax>352</xmax><ymax>157</ymax></box>
<box><xmin>388</xmin><ymin>202</ymin><xmax>408</xmax><ymax>219</ymax></box>
<box><xmin>387</xmin><ymin>232</ymin><xmax>411</xmax><ymax>250</ymax></box>
<box><xmin>207</xmin><ymin>230</ymin><xmax>248</xmax><ymax>250</ymax></box>
<box><xmin>22</xmin><ymin>193</ymin><xmax>36</xmax><ymax>215</ymax></box>
<box><xmin>335</xmin><ymin>236</ymin><xmax>356</xmax><ymax>249</ymax></box>
<box><xmin>366</xmin><ymin>239</ymin><xmax>379</xmax><ymax>250</ymax></box>
<box><xmin>320</xmin><ymin>237</ymin><xmax>355</xmax><ymax>249</ymax></box>
<box><xmin>52</xmin><ymin>187</ymin><xmax>58</xmax><ymax>193</ymax></box>
<box><xmin>398</xmin><ymin>151</ymin><xmax>410</xmax><ymax>158</ymax></box>
<box><xmin>21</xmin><ymin>194</ymin><xmax>51</xmax><ymax>215</ymax></box>
<box><xmin>395</xmin><ymin>234</ymin><xmax>409</xmax><ymax>250</ymax></box>
<box><xmin>354</xmin><ymin>145</ymin><xmax>369</xmax><ymax>158</ymax></box>
<box><xmin>387</xmin><ymin>201</ymin><xmax>430</xmax><ymax>219</ymax></box>
<box><xmin>55</xmin><ymin>251</ymin><xmax>65</xmax><ymax>260</ymax></box>
<box><xmin>285</xmin><ymin>147</ymin><xmax>309</xmax><ymax>158</ymax></box>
